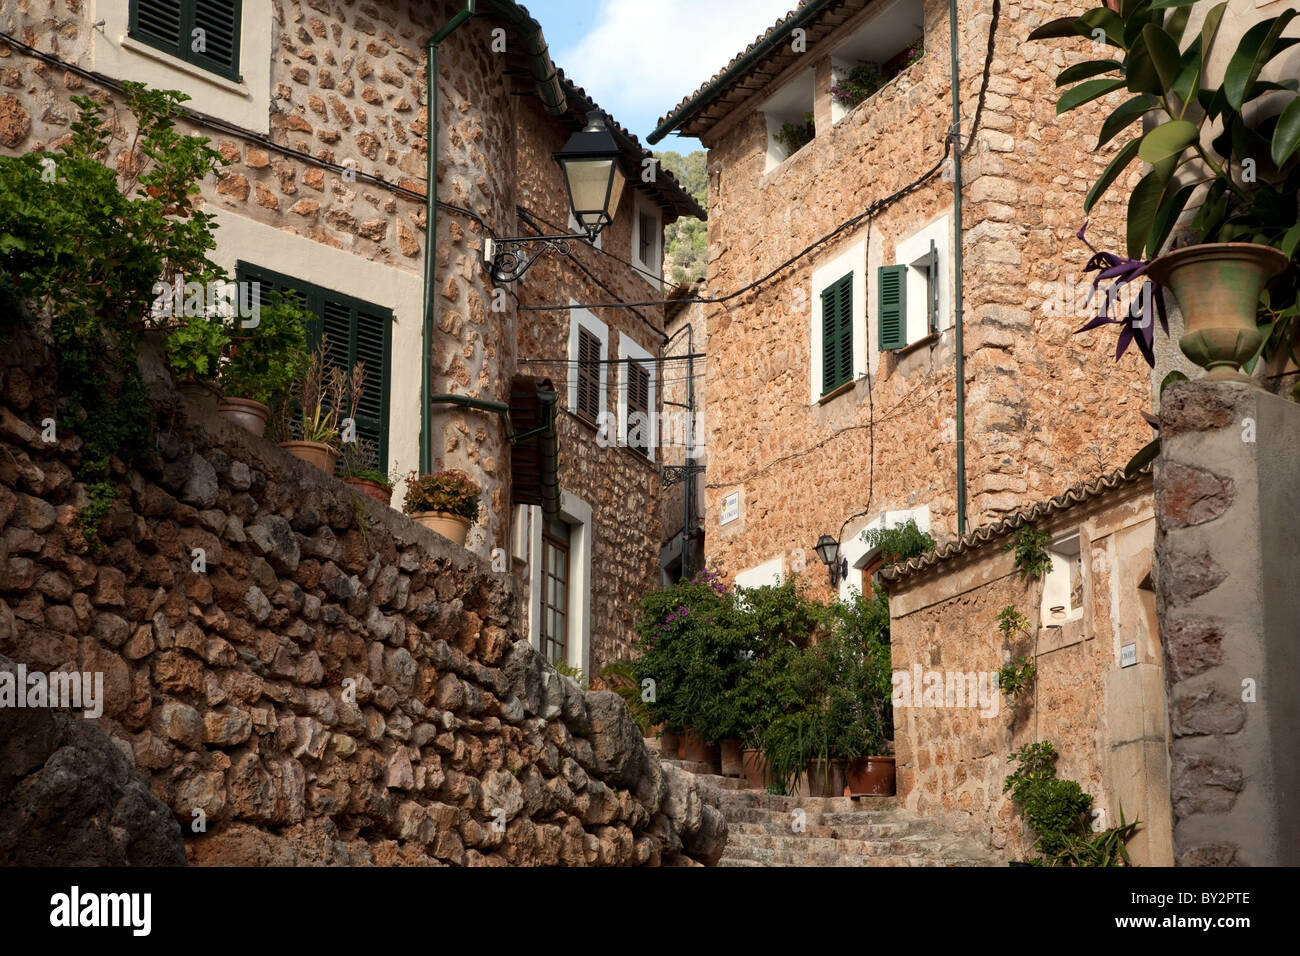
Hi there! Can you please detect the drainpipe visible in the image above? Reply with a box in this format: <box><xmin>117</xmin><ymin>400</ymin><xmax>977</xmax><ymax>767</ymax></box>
<box><xmin>948</xmin><ymin>0</ymin><xmax>968</xmax><ymax>536</ymax></box>
<box><xmin>422</xmin><ymin>0</ymin><xmax>477</xmax><ymax>476</ymax></box>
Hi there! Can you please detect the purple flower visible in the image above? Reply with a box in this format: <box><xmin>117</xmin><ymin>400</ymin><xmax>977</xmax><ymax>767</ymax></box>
<box><xmin>1073</xmin><ymin>221</ymin><xmax>1167</xmax><ymax>367</ymax></box>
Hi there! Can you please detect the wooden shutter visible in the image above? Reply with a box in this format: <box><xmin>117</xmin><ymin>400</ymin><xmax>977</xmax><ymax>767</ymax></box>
<box><xmin>627</xmin><ymin>360</ymin><xmax>651</xmax><ymax>457</ymax></box>
<box><xmin>927</xmin><ymin>239</ymin><xmax>939</xmax><ymax>334</ymax></box>
<box><xmin>129</xmin><ymin>1</ymin><xmax>241</xmax><ymax>80</ymax></box>
<box><xmin>877</xmin><ymin>264</ymin><xmax>907</xmax><ymax>351</ymax></box>
<box><xmin>821</xmin><ymin>272</ymin><xmax>853</xmax><ymax>394</ymax></box>
<box><xmin>575</xmin><ymin>327</ymin><xmax>601</xmax><ymax>424</ymax></box>
<box><xmin>192</xmin><ymin>0</ymin><xmax>242</xmax><ymax>79</ymax></box>
<box><xmin>235</xmin><ymin>262</ymin><xmax>392</xmax><ymax>470</ymax></box>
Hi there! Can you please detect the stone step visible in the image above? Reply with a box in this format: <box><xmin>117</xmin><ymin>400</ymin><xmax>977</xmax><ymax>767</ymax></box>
<box><xmin>722</xmin><ymin>830</ymin><xmax>965</xmax><ymax>856</ymax></box>
<box><xmin>701</xmin><ymin>789</ymin><xmax>899</xmax><ymax>814</ymax></box>
<box><xmin>658</xmin><ymin>757</ymin><xmax>726</xmax><ymax>777</ymax></box>
<box><xmin>718</xmin><ymin>807</ymin><xmax>912</xmax><ymax>828</ymax></box>
<box><xmin>725</xmin><ymin>818</ymin><xmax>925</xmax><ymax>841</ymax></box>
<box><xmin>719</xmin><ymin>844</ymin><xmax>992</xmax><ymax>867</ymax></box>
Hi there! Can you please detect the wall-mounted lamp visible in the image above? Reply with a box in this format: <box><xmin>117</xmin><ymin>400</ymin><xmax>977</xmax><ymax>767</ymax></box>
<box><xmin>815</xmin><ymin>534</ymin><xmax>847</xmax><ymax>588</ymax></box>
<box><xmin>485</xmin><ymin>112</ymin><xmax>625</xmax><ymax>284</ymax></box>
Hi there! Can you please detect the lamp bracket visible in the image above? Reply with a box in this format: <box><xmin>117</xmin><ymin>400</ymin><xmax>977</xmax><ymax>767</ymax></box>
<box><xmin>487</xmin><ymin>232</ymin><xmax>594</xmax><ymax>284</ymax></box>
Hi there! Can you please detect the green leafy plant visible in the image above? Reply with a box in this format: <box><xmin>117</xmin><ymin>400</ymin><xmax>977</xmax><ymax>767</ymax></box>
<box><xmin>831</xmin><ymin>62</ymin><xmax>885</xmax><ymax>109</ymax></box>
<box><xmin>1032</xmin><ymin>2</ymin><xmax>1300</xmax><ymax>366</ymax></box>
<box><xmin>165</xmin><ymin>310</ymin><xmax>229</xmax><ymax>384</ymax></box>
<box><xmin>402</xmin><ymin>469</ymin><xmax>481</xmax><ymax>519</ymax></box>
<box><xmin>220</xmin><ymin>289</ymin><xmax>310</xmax><ymax>406</ymax></box>
<box><xmin>274</xmin><ymin>336</ymin><xmax>361</xmax><ymax>448</ymax></box>
<box><xmin>997</xmin><ymin>656</ymin><xmax>1038</xmax><ymax>699</ymax></box>
<box><xmin>0</xmin><ymin>84</ymin><xmax>225</xmax><ymax>550</ymax></box>
<box><xmin>1004</xmin><ymin>526</ymin><xmax>1053</xmax><ymax>580</ymax></box>
<box><xmin>774</xmin><ymin>112</ymin><xmax>816</xmax><ymax>157</ymax></box>
<box><xmin>860</xmin><ymin>518</ymin><xmax>936</xmax><ymax>568</ymax></box>
<box><xmin>338</xmin><ymin>437</ymin><xmax>394</xmax><ymax>490</ymax></box>
<box><xmin>554</xmin><ymin>660</ymin><xmax>588</xmax><ymax>689</ymax></box>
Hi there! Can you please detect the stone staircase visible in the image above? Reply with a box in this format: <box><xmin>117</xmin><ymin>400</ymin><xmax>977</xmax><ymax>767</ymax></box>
<box><xmin>650</xmin><ymin>746</ymin><xmax>999</xmax><ymax>867</ymax></box>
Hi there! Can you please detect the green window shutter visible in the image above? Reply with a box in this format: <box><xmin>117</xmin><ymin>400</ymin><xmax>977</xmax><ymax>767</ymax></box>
<box><xmin>821</xmin><ymin>272</ymin><xmax>853</xmax><ymax>394</ymax></box>
<box><xmin>129</xmin><ymin>0</ymin><xmax>241</xmax><ymax>81</ymax></box>
<box><xmin>235</xmin><ymin>262</ymin><xmax>392</xmax><ymax>471</ymax></box>
<box><xmin>878</xmin><ymin>264</ymin><xmax>907</xmax><ymax>351</ymax></box>
<box><xmin>192</xmin><ymin>0</ymin><xmax>242</xmax><ymax>80</ymax></box>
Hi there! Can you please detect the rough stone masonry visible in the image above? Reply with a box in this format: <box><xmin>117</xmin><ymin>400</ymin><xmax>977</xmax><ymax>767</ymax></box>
<box><xmin>0</xmin><ymin>329</ymin><xmax>725</xmax><ymax>866</ymax></box>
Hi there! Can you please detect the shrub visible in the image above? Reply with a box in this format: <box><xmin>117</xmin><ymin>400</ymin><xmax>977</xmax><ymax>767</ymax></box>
<box><xmin>773</xmin><ymin>112</ymin><xmax>815</xmax><ymax>157</ymax></box>
<box><xmin>220</xmin><ymin>290</ymin><xmax>311</xmax><ymax>406</ymax></box>
<box><xmin>860</xmin><ymin>518</ymin><xmax>936</xmax><ymax>568</ymax></box>
<box><xmin>830</xmin><ymin>62</ymin><xmax>885</xmax><ymax>109</ymax></box>
<box><xmin>402</xmin><ymin>469</ymin><xmax>481</xmax><ymax>520</ymax></box>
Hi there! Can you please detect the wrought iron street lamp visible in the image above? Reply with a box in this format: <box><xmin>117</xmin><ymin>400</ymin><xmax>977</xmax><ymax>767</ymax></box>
<box><xmin>487</xmin><ymin>112</ymin><xmax>625</xmax><ymax>283</ymax></box>
<box><xmin>815</xmin><ymin>534</ymin><xmax>847</xmax><ymax>588</ymax></box>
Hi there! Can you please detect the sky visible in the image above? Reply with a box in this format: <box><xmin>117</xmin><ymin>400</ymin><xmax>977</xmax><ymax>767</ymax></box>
<box><xmin>520</xmin><ymin>0</ymin><xmax>798</xmax><ymax>154</ymax></box>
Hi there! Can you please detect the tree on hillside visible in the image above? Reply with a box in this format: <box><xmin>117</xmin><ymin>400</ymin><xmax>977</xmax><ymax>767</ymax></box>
<box><xmin>654</xmin><ymin>150</ymin><xmax>706</xmax><ymax>286</ymax></box>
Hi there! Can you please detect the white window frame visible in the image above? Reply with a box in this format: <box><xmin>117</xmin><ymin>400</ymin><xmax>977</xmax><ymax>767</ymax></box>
<box><xmin>1040</xmin><ymin>530</ymin><xmax>1086</xmax><ymax>627</ymax></box>
<box><xmin>568</xmin><ymin>306</ymin><xmax>609</xmax><ymax>424</ymax></box>
<box><xmin>839</xmin><ymin>506</ymin><xmax>932</xmax><ymax>602</ymax></box>
<box><xmin>617</xmin><ymin>333</ymin><xmax>657</xmax><ymax>462</ymax></box>
<box><xmin>525</xmin><ymin>494</ymin><xmax>593</xmax><ymax>676</ymax></box>
<box><xmin>91</xmin><ymin>0</ymin><xmax>274</xmax><ymax>136</ymax></box>
<box><xmin>890</xmin><ymin>214</ymin><xmax>953</xmax><ymax>349</ymax></box>
<box><xmin>809</xmin><ymin>240</ymin><xmax>867</xmax><ymax>404</ymax></box>
<box><xmin>631</xmin><ymin>195</ymin><xmax>662</xmax><ymax>289</ymax></box>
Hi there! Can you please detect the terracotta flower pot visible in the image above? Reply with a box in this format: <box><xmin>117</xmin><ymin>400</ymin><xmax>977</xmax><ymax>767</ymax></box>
<box><xmin>806</xmin><ymin>757</ymin><xmax>847</xmax><ymax>797</ymax></box>
<box><xmin>681</xmin><ymin>729</ymin><xmax>719</xmax><ymax>770</ymax></box>
<box><xmin>218</xmin><ymin>396</ymin><xmax>270</xmax><ymax>437</ymax></box>
<box><xmin>719</xmin><ymin>738</ymin><xmax>744</xmax><ymax>777</ymax></box>
<box><xmin>1147</xmin><ymin>242</ymin><xmax>1289</xmax><ymax>383</ymax></box>
<box><xmin>845</xmin><ymin>755</ymin><xmax>896</xmax><ymax>796</ymax></box>
<box><xmin>344</xmin><ymin>477</ymin><xmax>392</xmax><ymax>507</ymax></box>
<box><xmin>411</xmin><ymin>511</ymin><xmax>472</xmax><ymax>546</ymax></box>
<box><xmin>279</xmin><ymin>440</ymin><xmax>339</xmax><ymax>474</ymax></box>
<box><xmin>741</xmin><ymin>748</ymin><xmax>768</xmax><ymax>790</ymax></box>
<box><xmin>658</xmin><ymin>729</ymin><xmax>681</xmax><ymax>760</ymax></box>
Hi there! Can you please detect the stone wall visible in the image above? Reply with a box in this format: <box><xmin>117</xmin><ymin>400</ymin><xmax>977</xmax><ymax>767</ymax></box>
<box><xmin>883</xmin><ymin>473</ymin><xmax>1172</xmax><ymax>863</ymax></box>
<box><xmin>698</xmin><ymin>0</ymin><xmax>1148</xmax><ymax>596</ymax></box>
<box><xmin>0</xmin><ymin>330</ymin><xmax>724</xmax><ymax>865</ymax></box>
<box><xmin>1154</xmin><ymin>382</ymin><xmax>1300</xmax><ymax>866</ymax></box>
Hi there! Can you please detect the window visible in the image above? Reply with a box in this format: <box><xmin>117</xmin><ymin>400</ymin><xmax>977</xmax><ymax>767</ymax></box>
<box><xmin>809</xmin><ymin>242</ymin><xmax>865</xmax><ymax>404</ymax></box>
<box><xmin>839</xmin><ymin>507</ymin><xmax>932</xmax><ymax>602</ymax></box>
<box><xmin>760</xmin><ymin>69</ymin><xmax>816</xmax><ymax>171</ymax></box>
<box><xmin>617</xmin><ymin>333</ymin><xmax>657</xmax><ymax>461</ymax></box>
<box><xmin>1041</xmin><ymin>532</ymin><xmax>1085</xmax><ymax>627</ymax></box>
<box><xmin>821</xmin><ymin>272</ymin><xmax>854</xmax><ymax>394</ymax></box>
<box><xmin>631</xmin><ymin>196</ymin><xmax>662</xmax><ymax>287</ymax></box>
<box><xmin>567</xmin><ymin>308</ymin><xmax>608</xmax><ymax>427</ymax></box>
<box><xmin>236</xmin><ymin>262</ymin><xmax>393</xmax><ymax>469</ymax></box>
<box><xmin>541</xmin><ymin>518</ymin><xmax>571</xmax><ymax>666</ymax></box>
<box><xmin>878</xmin><ymin>215</ymin><xmax>951</xmax><ymax>352</ymax></box>
<box><xmin>129</xmin><ymin>0</ymin><xmax>242</xmax><ymax>81</ymax></box>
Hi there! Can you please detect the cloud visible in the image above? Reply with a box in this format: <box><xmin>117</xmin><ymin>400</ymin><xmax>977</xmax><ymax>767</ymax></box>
<box><xmin>551</xmin><ymin>0</ymin><xmax>797</xmax><ymax>141</ymax></box>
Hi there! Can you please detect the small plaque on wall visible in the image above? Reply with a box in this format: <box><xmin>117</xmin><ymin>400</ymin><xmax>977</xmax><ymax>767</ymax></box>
<box><xmin>720</xmin><ymin>492</ymin><xmax>739</xmax><ymax>526</ymax></box>
<box><xmin>1120</xmin><ymin>643</ymin><xmax>1137</xmax><ymax>668</ymax></box>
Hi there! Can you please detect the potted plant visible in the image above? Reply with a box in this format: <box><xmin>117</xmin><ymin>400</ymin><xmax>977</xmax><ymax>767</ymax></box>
<box><xmin>830</xmin><ymin>62</ymin><xmax>885</xmax><ymax>111</ymax></box>
<box><xmin>164</xmin><ymin>307</ymin><xmax>228</xmax><ymax>412</ymax></box>
<box><xmin>275</xmin><ymin>336</ymin><xmax>362</xmax><ymax>473</ymax></box>
<box><xmin>218</xmin><ymin>289</ymin><xmax>310</xmax><ymax>436</ymax></box>
<box><xmin>1034</xmin><ymin>3</ymin><xmax>1300</xmax><ymax>383</ymax></box>
<box><xmin>829</xmin><ymin>585</ymin><xmax>897</xmax><ymax>797</ymax></box>
<box><xmin>402</xmin><ymin>468</ymin><xmax>480</xmax><ymax>546</ymax></box>
<box><xmin>773</xmin><ymin>112</ymin><xmax>816</xmax><ymax>157</ymax></box>
<box><xmin>338</xmin><ymin>436</ymin><xmax>393</xmax><ymax>506</ymax></box>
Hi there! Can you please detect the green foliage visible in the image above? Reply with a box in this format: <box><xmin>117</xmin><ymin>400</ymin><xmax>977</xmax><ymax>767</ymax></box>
<box><xmin>1003</xmin><ymin>740</ymin><xmax>1138</xmax><ymax>865</ymax></box>
<box><xmin>860</xmin><ymin>518</ymin><xmax>936</xmax><ymax>568</ymax></box>
<box><xmin>402</xmin><ymin>469</ymin><xmax>481</xmax><ymax>520</ymax></box>
<box><xmin>773</xmin><ymin>113</ymin><xmax>816</xmax><ymax>157</ymax></box>
<box><xmin>654</xmin><ymin>150</ymin><xmax>706</xmax><ymax>285</ymax></box>
<box><xmin>997</xmin><ymin>656</ymin><xmax>1037</xmax><ymax>699</ymax></box>
<box><xmin>831</xmin><ymin>62</ymin><xmax>886</xmax><ymax>109</ymax></box>
<box><xmin>79</xmin><ymin>481</ymin><xmax>119</xmax><ymax>554</ymax></box>
<box><xmin>220</xmin><ymin>290</ymin><xmax>311</xmax><ymax>406</ymax></box>
<box><xmin>553</xmin><ymin>660</ymin><xmax>588</xmax><ymax>688</ymax></box>
<box><xmin>998</xmin><ymin>605</ymin><xmax>1031</xmax><ymax>638</ymax></box>
<box><xmin>165</xmin><ymin>311</ymin><xmax>228</xmax><ymax>383</ymax></box>
<box><xmin>1037</xmin><ymin>3</ymin><xmax>1300</xmax><ymax>360</ymax></box>
<box><xmin>1004</xmin><ymin>525</ymin><xmax>1053</xmax><ymax>580</ymax></box>
<box><xmin>0</xmin><ymin>85</ymin><xmax>225</xmax><ymax>542</ymax></box>
<box><xmin>338</xmin><ymin>437</ymin><xmax>394</xmax><ymax>489</ymax></box>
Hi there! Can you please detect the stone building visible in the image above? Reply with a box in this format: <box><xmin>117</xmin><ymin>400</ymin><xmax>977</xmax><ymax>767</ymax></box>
<box><xmin>0</xmin><ymin>0</ymin><xmax>700</xmax><ymax>676</ymax></box>
<box><xmin>648</xmin><ymin>0</ymin><xmax>1151</xmax><ymax>599</ymax></box>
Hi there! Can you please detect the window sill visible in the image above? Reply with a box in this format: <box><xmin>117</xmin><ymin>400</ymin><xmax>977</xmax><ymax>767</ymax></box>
<box><xmin>121</xmin><ymin>36</ymin><xmax>249</xmax><ymax>96</ymax></box>
<box><xmin>896</xmin><ymin>331</ymin><xmax>940</xmax><ymax>357</ymax></box>
<box><xmin>818</xmin><ymin>379</ymin><xmax>855</xmax><ymax>405</ymax></box>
